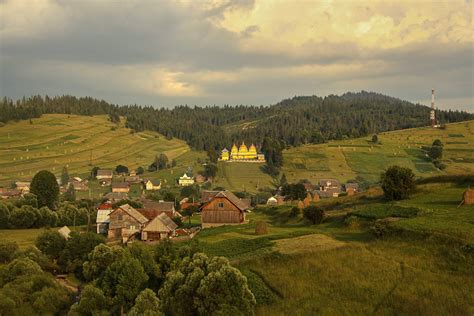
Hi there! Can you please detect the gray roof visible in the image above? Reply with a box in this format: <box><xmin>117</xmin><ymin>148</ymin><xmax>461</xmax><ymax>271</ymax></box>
<box><xmin>104</xmin><ymin>192</ymin><xmax>129</xmax><ymax>201</ymax></box>
<box><xmin>118</xmin><ymin>204</ymin><xmax>149</xmax><ymax>224</ymax></box>
<box><xmin>97</xmin><ymin>169</ymin><xmax>113</xmax><ymax>176</ymax></box>
<box><xmin>112</xmin><ymin>182</ymin><xmax>130</xmax><ymax>188</ymax></box>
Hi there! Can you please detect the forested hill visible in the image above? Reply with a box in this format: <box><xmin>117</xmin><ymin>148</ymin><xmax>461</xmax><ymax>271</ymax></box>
<box><xmin>1</xmin><ymin>92</ymin><xmax>472</xmax><ymax>152</ymax></box>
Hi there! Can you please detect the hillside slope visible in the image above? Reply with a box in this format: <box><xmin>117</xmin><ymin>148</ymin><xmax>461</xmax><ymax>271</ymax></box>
<box><xmin>282</xmin><ymin>120</ymin><xmax>474</xmax><ymax>184</ymax></box>
<box><xmin>0</xmin><ymin>114</ymin><xmax>191</xmax><ymax>184</ymax></box>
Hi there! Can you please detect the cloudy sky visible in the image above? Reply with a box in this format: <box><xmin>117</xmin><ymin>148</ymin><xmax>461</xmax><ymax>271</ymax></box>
<box><xmin>0</xmin><ymin>0</ymin><xmax>472</xmax><ymax>111</ymax></box>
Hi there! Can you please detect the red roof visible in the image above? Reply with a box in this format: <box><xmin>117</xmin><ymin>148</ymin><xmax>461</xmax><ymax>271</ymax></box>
<box><xmin>138</xmin><ymin>209</ymin><xmax>174</xmax><ymax>220</ymax></box>
<box><xmin>98</xmin><ymin>202</ymin><xmax>113</xmax><ymax>210</ymax></box>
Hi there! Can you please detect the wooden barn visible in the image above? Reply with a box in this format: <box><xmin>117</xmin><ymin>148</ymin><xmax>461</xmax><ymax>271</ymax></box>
<box><xmin>108</xmin><ymin>204</ymin><xmax>149</xmax><ymax>243</ymax></box>
<box><xmin>200</xmin><ymin>191</ymin><xmax>249</xmax><ymax>228</ymax></box>
<box><xmin>141</xmin><ymin>213</ymin><xmax>178</xmax><ymax>241</ymax></box>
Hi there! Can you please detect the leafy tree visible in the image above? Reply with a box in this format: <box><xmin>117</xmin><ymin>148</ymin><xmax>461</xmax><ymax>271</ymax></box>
<box><xmin>136</xmin><ymin>166</ymin><xmax>144</xmax><ymax>175</ymax></box>
<box><xmin>207</xmin><ymin>147</ymin><xmax>218</xmax><ymax>163</ymax></box>
<box><xmin>128</xmin><ymin>244</ymin><xmax>161</xmax><ymax>290</ymax></box>
<box><xmin>171</xmin><ymin>159</ymin><xmax>177</xmax><ymax>167</ymax></box>
<box><xmin>281</xmin><ymin>183</ymin><xmax>306</xmax><ymax>201</ymax></box>
<box><xmin>30</xmin><ymin>170</ymin><xmax>59</xmax><ymax>209</ymax></box>
<box><xmin>180</xmin><ymin>184</ymin><xmax>200</xmax><ymax>199</ymax></box>
<box><xmin>181</xmin><ymin>205</ymin><xmax>198</xmax><ymax>225</ymax></box>
<box><xmin>372</xmin><ymin>134</ymin><xmax>379</xmax><ymax>143</ymax></box>
<box><xmin>303</xmin><ymin>205</ymin><xmax>325</xmax><ymax>224</ymax></box>
<box><xmin>381</xmin><ymin>166</ymin><xmax>416</xmax><ymax>200</ymax></box>
<box><xmin>61</xmin><ymin>166</ymin><xmax>69</xmax><ymax>187</ymax></box>
<box><xmin>83</xmin><ymin>244</ymin><xmax>124</xmax><ymax>281</ymax></box>
<box><xmin>90</xmin><ymin>166</ymin><xmax>100</xmax><ymax>179</ymax></box>
<box><xmin>35</xmin><ymin>206</ymin><xmax>57</xmax><ymax>228</ymax></box>
<box><xmin>0</xmin><ymin>203</ymin><xmax>10</xmax><ymax>228</ymax></box>
<box><xmin>35</xmin><ymin>230</ymin><xmax>66</xmax><ymax>260</ymax></box>
<box><xmin>10</xmin><ymin>205</ymin><xmax>37</xmax><ymax>228</ymax></box>
<box><xmin>202</xmin><ymin>163</ymin><xmax>218</xmax><ymax>178</ymax></box>
<box><xmin>63</xmin><ymin>183</ymin><xmax>76</xmax><ymax>202</ymax></box>
<box><xmin>128</xmin><ymin>289</ymin><xmax>163</xmax><ymax>316</ymax></box>
<box><xmin>432</xmin><ymin>139</ymin><xmax>443</xmax><ymax>147</ymax></box>
<box><xmin>100</xmin><ymin>253</ymin><xmax>149</xmax><ymax>312</ymax></box>
<box><xmin>115</xmin><ymin>164</ymin><xmax>129</xmax><ymax>174</ymax></box>
<box><xmin>159</xmin><ymin>253</ymin><xmax>256</xmax><ymax>316</ymax></box>
<box><xmin>59</xmin><ymin>232</ymin><xmax>105</xmax><ymax>275</ymax></box>
<box><xmin>289</xmin><ymin>206</ymin><xmax>300</xmax><ymax>218</ymax></box>
<box><xmin>20</xmin><ymin>193</ymin><xmax>38</xmax><ymax>208</ymax></box>
<box><xmin>69</xmin><ymin>285</ymin><xmax>109</xmax><ymax>316</ymax></box>
<box><xmin>0</xmin><ymin>241</ymin><xmax>19</xmax><ymax>264</ymax></box>
<box><xmin>1</xmin><ymin>258</ymin><xmax>43</xmax><ymax>284</ymax></box>
<box><xmin>429</xmin><ymin>140</ymin><xmax>443</xmax><ymax>160</ymax></box>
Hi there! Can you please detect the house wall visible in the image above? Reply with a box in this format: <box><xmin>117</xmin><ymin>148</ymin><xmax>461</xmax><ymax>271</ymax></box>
<box><xmin>201</xmin><ymin>197</ymin><xmax>243</xmax><ymax>226</ymax></box>
<box><xmin>112</xmin><ymin>187</ymin><xmax>130</xmax><ymax>193</ymax></box>
<box><xmin>108</xmin><ymin>209</ymin><xmax>143</xmax><ymax>240</ymax></box>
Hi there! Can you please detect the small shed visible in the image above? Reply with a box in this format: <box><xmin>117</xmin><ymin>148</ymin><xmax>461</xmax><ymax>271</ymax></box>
<box><xmin>58</xmin><ymin>226</ymin><xmax>71</xmax><ymax>239</ymax></box>
<box><xmin>141</xmin><ymin>213</ymin><xmax>178</xmax><ymax>241</ymax></box>
<box><xmin>267</xmin><ymin>196</ymin><xmax>278</xmax><ymax>206</ymax></box>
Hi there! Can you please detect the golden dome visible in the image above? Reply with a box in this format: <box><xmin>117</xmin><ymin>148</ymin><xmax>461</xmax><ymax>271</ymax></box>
<box><xmin>249</xmin><ymin>144</ymin><xmax>257</xmax><ymax>153</ymax></box>
<box><xmin>239</xmin><ymin>142</ymin><xmax>248</xmax><ymax>153</ymax></box>
<box><xmin>231</xmin><ymin>144</ymin><xmax>238</xmax><ymax>153</ymax></box>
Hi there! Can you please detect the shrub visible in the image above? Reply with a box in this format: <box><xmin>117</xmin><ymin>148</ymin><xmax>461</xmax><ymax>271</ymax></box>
<box><xmin>303</xmin><ymin>205</ymin><xmax>324</xmax><ymax>224</ymax></box>
<box><xmin>35</xmin><ymin>231</ymin><xmax>66</xmax><ymax>260</ymax></box>
<box><xmin>10</xmin><ymin>205</ymin><xmax>37</xmax><ymax>228</ymax></box>
<box><xmin>255</xmin><ymin>221</ymin><xmax>268</xmax><ymax>235</ymax></box>
<box><xmin>381</xmin><ymin>166</ymin><xmax>416</xmax><ymax>200</ymax></box>
<box><xmin>289</xmin><ymin>206</ymin><xmax>300</xmax><ymax>218</ymax></box>
<box><xmin>0</xmin><ymin>241</ymin><xmax>19</xmax><ymax>264</ymax></box>
<box><xmin>344</xmin><ymin>215</ymin><xmax>361</xmax><ymax>230</ymax></box>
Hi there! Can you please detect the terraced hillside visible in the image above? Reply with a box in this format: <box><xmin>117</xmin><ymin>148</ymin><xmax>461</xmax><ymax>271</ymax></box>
<box><xmin>0</xmin><ymin>114</ymin><xmax>192</xmax><ymax>184</ymax></box>
<box><xmin>282</xmin><ymin>120</ymin><xmax>474</xmax><ymax>184</ymax></box>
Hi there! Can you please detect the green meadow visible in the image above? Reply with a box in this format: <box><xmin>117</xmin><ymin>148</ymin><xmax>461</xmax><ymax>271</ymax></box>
<box><xmin>282</xmin><ymin>120</ymin><xmax>474</xmax><ymax>184</ymax></box>
<box><xmin>190</xmin><ymin>182</ymin><xmax>474</xmax><ymax>315</ymax></box>
<box><xmin>0</xmin><ymin>114</ymin><xmax>207</xmax><ymax>187</ymax></box>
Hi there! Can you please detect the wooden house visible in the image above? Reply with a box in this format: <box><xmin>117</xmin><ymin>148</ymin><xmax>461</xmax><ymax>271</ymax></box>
<box><xmin>141</xmin><ymin>213</ymin><xmax>178</xmax><ymax>241</ymax></box>
<box><xmin>96</xmin><ymin>169</ymin><xmax>113</xmax><ymax>180</ymax></box>
<box><xmin>96</xmin><ymin>202</ymin><xmax>113</xmax><ymax>234</ymax></box>
<box><xmin>108</xmin><ymin>204</ymin><xmax>149</xmax><ymax>243</ymax></box>
<box><xmin>200</xmin><ymin>190</ymin><xmax>220</xmax><ymax>203</ymax></box>
<box><xmin>138</xmin><ymin>200</ymin><xmax>177</xmax><ymax>220</ymax></box>
<box><xmin>112</xmin><ymin>182</ymin><xmax>130</xmax><ymax>193</ymax></box>
<box><xmin>145</xmin><ymin>179</ymin><xmax>161</xmax><ymax>191</ymax></box>
<box><xmin>104</xmin><ymin>192</ymin><xmax>128</xmax><ymax>202</ymax></box>
<box><xmin>200</xmin><ymin>191</ymin><xmax>249</xmax><ymax>228</ymax></box>
<box><xmin>15</xmin><ymin>181</ymin><xmax>30</xmax><ymax>193</ymax></box>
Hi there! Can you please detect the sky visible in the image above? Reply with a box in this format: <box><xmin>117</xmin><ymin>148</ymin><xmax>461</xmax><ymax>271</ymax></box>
<box><xmin>0</xmin><ymin>0</ymin><xmax>473</xmax><ymax>111</ymax></box>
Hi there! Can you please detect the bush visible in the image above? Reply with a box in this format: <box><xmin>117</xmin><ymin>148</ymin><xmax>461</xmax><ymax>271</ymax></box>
<box><xmin>255</xmin><ymin>221</ymin><xmax>268</xmax><ymax>235</ymax></box>
<box><xmin>0</xmin><ymin>241</ymin><xmax>19</xmax><ymax>264</ymax></box>
<box><xmin>35</xmin><ymin>231</ymin><xmax>66</xmax><ymax>260</ymax></box>
<box><xmin>10</xmin><ymin>205</ymin><xmax>37</xmax><ymax>228</ymax></box>
<box><xmin>371</xmin><ymin>220</ymin><xmax>390</xmax><ymax>238</ymax></box>
<box><xmin>289</xmin><ymin>206</ymin><xmax>300</xmax><ymax>218</ymax></box>
<box><xmin>303</xmin><ymin>205</ymin><xmax>324</xmax><ymax>224</ymax></box>
<box><xmin>344</xmin><ymin>215</ymin><xmax>361</xmax><ymax>230</ymax></box>
<box><xmin>381</xmin><ymin>166</ymin><xmax>416</xmax><ymax>200</ymax></box>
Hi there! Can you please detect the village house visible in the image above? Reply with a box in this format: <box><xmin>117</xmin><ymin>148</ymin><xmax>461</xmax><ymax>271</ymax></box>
<box><xmin>141</xmin><ymin>213</ymin><xmax>178</xmax><ymax>241</ymax></box>
<box><xmin>200</xmin><ymin>190</ymin><xmax>220</xmax><ymax>203</ymax></box>
<box><xmin>138</xmin><ymin>200</ymin><xmax>178</xmax><ymax>220</ymax></box>
<box><xmin>125</xmin><ymin>174</ymin><xmax>141</xmax><ymax>184</ymax></box>
<box><xmin>319</xmin><ymin>179</ymin><xmax>341</xmax><ymax>191</ymax></box>
<box><xmin>96</xmin><ymin>169</ymin><xmax>113</xmax><ymax>185</ymax></box>
<box><xmin>0</xmin><ymin>188</ymin><xmax>22</xmax><ymax>199</ymax></box>
<box><xmin>200</xmin><ymin>190</ymin><xmax>250</xmax><ymax>228</ymax></box>
<box><xmin>194</xmin><ymin>174</ymin><xmax>206</xmax><ymax>184</ymax></box>
<box><xmin>145</xmin><ymin>179</ymin><xmax>161</xmax><ymax>191</ymax></box>
<box><xmin>15</xmin><ymin>181</ymin><xmax>30</xmax><ymax>194</ymax></box>
<box><xmin>266</xmin><ymin>196</ymin><xmax>278</xmax><ymax>206</ymax></box>
<box><xmin>108</xmin><ymin>204</ymin><xmax>149</xmax><ymax>243</ymax></box>
<box><xmin>178</xmin><ymin>173</ymin><xmax>194</xmax><ymax>187</ymax></box>
<box><xmin>70</xmin><ymin>178</ymin><xmax>88</xmax><ymax>191</ymax></box>
<box><xmin>104</xmin><ymin>192</ymin><xmax>129</xmax><ymax>202</ymax></box>
<box><xmin>96</xmin><ymin>202</ymin><xmax>113</xmax><ymax>234</ymax></box>
<box><xmin>112</xmin><ymin>182</ymin><xmax>130</xmax><ymax>193</ymax></box>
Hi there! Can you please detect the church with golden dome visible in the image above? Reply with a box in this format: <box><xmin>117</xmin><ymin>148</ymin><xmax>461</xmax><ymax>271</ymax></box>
<box><xmin>220</xmin><ymin>142</ymin><xmax>266</xmax><ymax>162</ymax></box>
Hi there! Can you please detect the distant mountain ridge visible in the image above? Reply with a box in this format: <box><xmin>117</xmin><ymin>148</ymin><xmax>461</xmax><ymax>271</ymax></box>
<box><xmin>1</xmin><ymin>92</ymin><xmax>472</xmax><ymax>152</ymax></box>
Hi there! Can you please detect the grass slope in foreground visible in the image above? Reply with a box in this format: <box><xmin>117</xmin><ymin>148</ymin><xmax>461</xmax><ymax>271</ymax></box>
<box><xmin>0</xmin><ymin>114</ymin><xmax>203</xmax><ymax>185</ymax></box>
<box><xmin>191</xmin><ymin>182</ymin><xmax>473</xmax><ymax>315</ymax></box>
<box><xmin>282</xmin><ymin>120</ymin><xmax>474</xmax><ymax>184</ymax></box>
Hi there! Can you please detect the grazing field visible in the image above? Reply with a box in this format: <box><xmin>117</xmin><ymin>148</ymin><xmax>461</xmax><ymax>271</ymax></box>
<box><xmin>282</xmin><ymin>120</ymin><xmax>474</xmax><ymax>184</ymax></box>
<box><xmin>215</xmin><ymin>162</ymin><xmax>274</xmax><ymax>193</ymax></box>
<box><xmin>190</xmin><ymin>182</ymin><xmax>474</xmax><ymax>315</ymax></box>
<box><xmin>0</xmin><ymin>114</ymin><xmax>205</xmax><ymax>186</ymax></box>
<box><xmin>0</xmin><ymin>226</ymin><xmax>89</xmax><ymax>249</ymax></box>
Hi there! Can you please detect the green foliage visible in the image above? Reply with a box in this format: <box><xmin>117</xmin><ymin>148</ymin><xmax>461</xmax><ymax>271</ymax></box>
<box><xmin>303</xmin><ymin>205</ymin><xmax>324</xmax><ymax>224</ymax></box>
<box><xmin>149</xmin><ymin>154</ymin><xmax>169</xmax><ymax>171</ymax></box>
<box><xmin>350</xmin><ymin>205</ymin><xmax>420</xmax><ymax>220</ymax></box>
<box><xmin>136</xmin><ymin>166</ymin><xmax>145</xmax><ymax>175</ymax></box>
<box><xmin>381</xmin><ymin>166</ymin><xmax>416</xmax><ymax>200</ymax></box>
<box><xmin>18</xmin><ymin>193</ymin><xmax>38</xmax><ymax>208</ymax></box>
<box><xmin>35</xmin><ymin>230</ymin><xmax>66</xmax><ymax>260</ymax></box>
<box><xmin>112</xmin><ymin>199</ymin><xmax>143</xmax><ymax>209</ymax></box>
<box><xmin>61</xmin><ymin>166</ymin><xmax>69</xmax><ymax>187</ymax></box>
<box><xmin>128</xmin><ymin>289</ymin><xmax>163</xmax><ymax>316</ymax></box>
<box><xmin>371</xmin><ymin>134</ymin><xmax>379</xmax><ymax>143</ymax></box>
<box><xmin>289</xmin><ymin>206</ymin><xmax>300</xmax><ymax>218</ymax></box>
<box><xmin>115</xmin><ymin>164</ymin><xmax>129</xmax><ymax>174</ymax></box>
<box><xmin>241</xmin><ymin>269</ymin><xmax>278</xmax><ymax>305</ymax></box>
<box><xmin>344</xmin><ymin>215</ymin><xmax>361</xmax><ymax>230</ymax></box>
<box><xmin>202</xmin><ymin>163</ymin><xmax>218</xmax><ymax>178</ymax></box>
<box><xmin>83</xmin><ymin>244</ymin><xmax>124</xmax><ymax>281</ymax></box>
<box><xmin>180</xmin><ymin>184</ymin><xmax>200</xmax><ymax>198</ymax></box>
<box><xmin>0</xmin><ymin>203</ymin><xmax>11</xmax><ymax>228</ymax></box>
<box><xmin>59</xmin><ymin>232</ymin><xmax>105</xmax><ymax>275</ymax></box>
<box><xmin>90</xmin><ymin>166</ymin><xmax>100</xmax><ymax>179</ymax></box>
<box><xmin>281</xmin><ymin>183</ymin><xmax>306</xmax><ymax>201</ymax></box>
<box><xmin>158</xmin><ymin>253</ymin><xmax>256</xmax><ymax>316</ymax></box>
<box><xmin>30</xmin><ymin>170</ymin><xmax>60</xmax><ymax>209</ymax></box>
<box><xmin>69</xmin><ymin>285</ymin><xmax>109</xmax><ymax>316</ymax></box>
<box><xmin>429</xmin><ymin>145</ymin><xmax>443</xmax><ymax>160</ymax></box>
<box><xmin>10</xmin><ymin>205</ymin><xmax>37</xmax><ymax>228</ymax></box>
<box><xmin>100</xmin><ymin>253</ymin><xmax>149</xmax><ymax>311</ymax></box>
<box><xmin>63</xmin><ymin>183</ymin><xmax>76</xmax><ymax>202</ymax></box>
<box><xmin>0</xmin><ymin>241</ymin><xmax>19</xmax><ymax>264</ymax></box>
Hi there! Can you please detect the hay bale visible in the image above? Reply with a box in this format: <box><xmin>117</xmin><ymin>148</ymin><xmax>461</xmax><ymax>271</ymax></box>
<box><xmin>312</xmin><ymin>193</ymin><xmax>320</xmax><ymax>202</ymax></box>
<box><xmin>255</xmin><ymin>221</ymin><xmax>268</xmax><ymax>235</ymax></box>
<box><xmin>297</xmin><ymin>200</ymin><xmax>305</xmax><ymax>209</ymax></box>
<box><xmin>463</xmin><ymin>188</ymin><xmax>474</xmax><ymax>205</ymax></box>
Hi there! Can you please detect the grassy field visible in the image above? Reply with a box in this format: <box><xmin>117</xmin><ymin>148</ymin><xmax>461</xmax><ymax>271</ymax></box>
<box><xmin>0</xmin><ymin>226</ymin><xmax>89</xmax><ymax>249</ymax></box>
<box><xmin>282</xmin><ymin>120</ymin><xmax>474</xmax><ymax>184</ymax></box>
<box><xmin>214</xmin><ymin>162</ymin><xmax>274</xmax><ymax>193</ymax></box>
<box><xmin>189</xmin><ymin>182</ymin><xmax>474</xmax><ymax>315</ymax></box>
<box><xmin>0</xmin><ymin>114</ymin><xmax>208</xmax><ymax>188</ymax></box>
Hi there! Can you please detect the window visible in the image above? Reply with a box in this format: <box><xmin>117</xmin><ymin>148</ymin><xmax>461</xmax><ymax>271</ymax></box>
<box><xmin>130</xmin><ymin>225</ymin><xmax>136</xmax><ymax>230</ymax></box>
<box><xmin>218</xmin><ymin>202</ymin><xmax>224</xmax><ymax>208</ymax></box>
